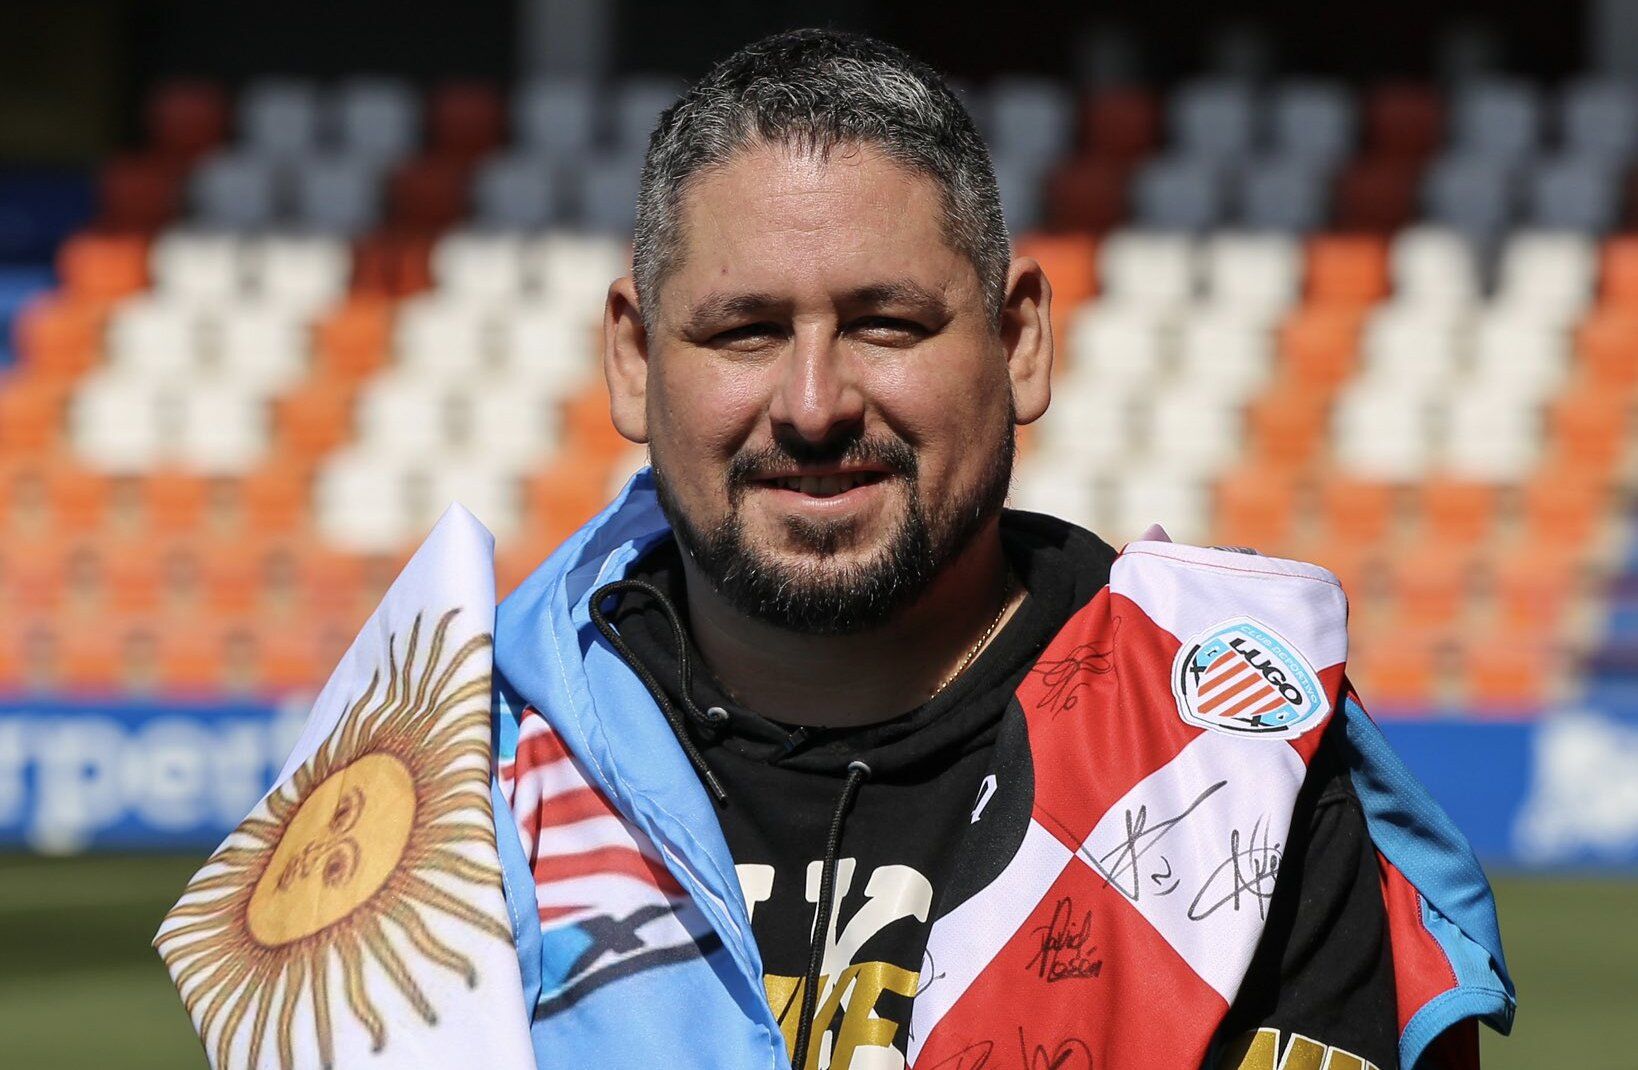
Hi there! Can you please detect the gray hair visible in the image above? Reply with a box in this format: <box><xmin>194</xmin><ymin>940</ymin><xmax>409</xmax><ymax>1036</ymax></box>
<box><xmin>632</xmin><ymin>28</ymin><xmax>1011</xmax><ymax>329</ymax></box>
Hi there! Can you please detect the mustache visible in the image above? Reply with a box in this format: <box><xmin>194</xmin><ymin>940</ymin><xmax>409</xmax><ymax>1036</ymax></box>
<box><xmin>726</xmin><ymin>435</ymin><xmax>919</xmax><ymax>491</ymax></box>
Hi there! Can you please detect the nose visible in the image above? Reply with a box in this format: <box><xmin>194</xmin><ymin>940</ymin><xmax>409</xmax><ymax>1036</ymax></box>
<box><xmin>766</xmin><ymin>322</ymin><xmax>866</xmax><ymax>444</ymax></box>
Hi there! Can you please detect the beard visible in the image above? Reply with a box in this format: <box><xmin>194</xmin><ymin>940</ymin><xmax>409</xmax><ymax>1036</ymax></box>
<box><xmin>651</xmin><ymin>408</ymin><xmax>1015</xmax><ymax>636</ymax></box>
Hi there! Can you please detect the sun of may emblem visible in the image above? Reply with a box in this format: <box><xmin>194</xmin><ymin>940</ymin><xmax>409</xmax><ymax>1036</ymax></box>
<box><xmin>155</xmin><ymin>609</ymin><xmax>510</xmax><ymax>1069</ymax></box>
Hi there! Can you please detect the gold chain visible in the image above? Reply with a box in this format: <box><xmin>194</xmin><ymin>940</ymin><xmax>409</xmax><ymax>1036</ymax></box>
<box><xmin>927</xmin><ymin>566</ymin><xmax>1015</xmax><ymax>701</ymax></box>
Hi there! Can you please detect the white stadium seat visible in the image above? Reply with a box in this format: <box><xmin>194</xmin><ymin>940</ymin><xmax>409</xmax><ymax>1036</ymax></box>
<box><xmin>1200</xmin><ymin>232</ymin><xmax>1301</xmax><ymax>314</ymax></box>
<box><xmin>174</xmin><ymin>379</ymin><xmax>273</xmax><ymax>474</ymax></box>
<box><xmin>433</xmin><ymin>231</ymin><xmax>529</xmax><ymax>301</ymax></box>
<box><xmin>1066</xmin><ymin>303</ymin><xmax>1170</xmax><ymax>388</ymax></box>
<box><xmin>1098</xmin><ymin>231</ymin><xmax>1198</xmax><ymax>309</ymax></box>
<box><xmin>105</xmin><ymin>296</ymin><xmax>203</xmax><ymax>379</ymax></box>
<box><xmin>247</xmin><ymin>234</ymin><xmax>351</xmax><ymax>311</ymax></box>
<box><xmin>150</xmin><ymin>231</ymin><xmax>246</xmax><ymax>303</ymax></box>
<box><xmin>392</xmin><ymin>295</ymin><xmax>494</xmax><ymax>377</ymax></box>
<box><xmin>1390</xmin><ymin>226</ymin><xmax>1480</xmax><ymax>308</ymax></box>
<box><xmin>356</xmin><ymin>372</ymin><xmax>458</xmax><ymax>456</ymax></box>
<box><xmin>69</xmin><ymin>371</ymin><xmax>171</xmax><ymax>474</ymax></box>
<box><xmin>209</xmin><ymin>302</ymin><xmax>311</xmax><ymax>394</ymax></box>
<box><xmin>315</xmin><ymin>447</ymin><xmax>418</xmax><ymax>552</ymax></box>
<box><xmin>1493</xmin><ymin>231</ymin><xmax>1596</xmax><ymax>322</ymax></box>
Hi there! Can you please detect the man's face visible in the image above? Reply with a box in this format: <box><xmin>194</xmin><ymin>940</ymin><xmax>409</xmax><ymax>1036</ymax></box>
<box><xmin>625</xmin><ymin>141</ymin><xmax>1022</xmax><ymax>633</ymax></box>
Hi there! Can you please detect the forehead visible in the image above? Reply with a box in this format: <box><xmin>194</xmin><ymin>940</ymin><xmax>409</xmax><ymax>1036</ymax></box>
<box><xmin>659</xmin><ymin>140</ymin><xmax>969</xmax><ymax>311</ymax></box>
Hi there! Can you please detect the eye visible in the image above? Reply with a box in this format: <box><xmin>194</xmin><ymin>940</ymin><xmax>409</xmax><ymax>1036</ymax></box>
<box><xmin>848</xmin><ymin>317</ymin><xmax>929</xmax><ymax>346</ymax></box>
<box><xmin>707</xmin><ymin>322</ymin><xmax>785</xmax><ymax>349</ymax></box>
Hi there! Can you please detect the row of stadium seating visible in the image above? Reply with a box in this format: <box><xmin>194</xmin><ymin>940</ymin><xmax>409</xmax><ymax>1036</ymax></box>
<box><xmin>0</xmin><ymin>72</ymin><xmax>1632</xmax><ymax>714</ymax></box>
<box><xmin>102</xmin><ymin>76</ymin><xmax>1638</xmax><ymax>238</ymax></box>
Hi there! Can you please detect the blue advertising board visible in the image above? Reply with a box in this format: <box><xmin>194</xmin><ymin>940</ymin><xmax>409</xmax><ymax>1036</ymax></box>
<box><xmin>2</xmin><ymin>698</ymin><xmax>1636</xmax><ymax>869</ymax></box>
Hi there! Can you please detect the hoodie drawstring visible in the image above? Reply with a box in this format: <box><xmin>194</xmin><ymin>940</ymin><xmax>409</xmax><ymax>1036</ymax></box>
<box><xmin>589</xmin><ymin>578</ymin><xmax>729</xmax><ymax>804</ymax></box>
<box><xmin>790</xmin><ymin>759</ymin><xmax>871</xmax><ymax>1070</ymax></box>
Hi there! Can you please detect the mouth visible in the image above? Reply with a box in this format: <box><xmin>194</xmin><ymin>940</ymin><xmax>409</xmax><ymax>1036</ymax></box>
<box><xmin>749</xmin><ymin>468</ymin><xmax>893</xmax><ymax>499</ymax></box>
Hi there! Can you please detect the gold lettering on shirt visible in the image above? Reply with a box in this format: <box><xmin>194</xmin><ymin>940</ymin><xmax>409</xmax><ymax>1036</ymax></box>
<box><xmin>1221</xmin><ymin>1027</ymin><xmax>1380</xmax><ymax>1070</ymax></box>
<box><xmin>765</xmin><ymin>961</ymin><xmax>919</xmax><ymax>1070</ymax></box>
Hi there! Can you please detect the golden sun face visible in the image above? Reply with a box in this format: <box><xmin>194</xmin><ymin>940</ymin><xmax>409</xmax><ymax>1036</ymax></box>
<box><xmin>155</xmin><ymin>609</ymin><xmax>511</xmax><ymax>1069</ymax></box>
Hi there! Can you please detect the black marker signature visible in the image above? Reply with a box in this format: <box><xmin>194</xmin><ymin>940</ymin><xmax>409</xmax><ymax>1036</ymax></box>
<box><xmin>1029</xmin><ymin>622</ymin><xmax>1117</xmax><ymax>718</ymax></box>
<box><xmin>921</xmin><ymin>1029</ymin><xmax>1094</xmax><ymax>1070</ymax></box>
<box><xmin>1149</xmin><ymin>856</ymin><xmax>1180</xmax><ymax>896</ymax></box>
<box><xmin>1024</xmin><ymin>897</ymin><xmax>1104</xmax><ymax>983</ymax></box>
<box><xmin>1084</xmin><ymin>780</ymin><xmax>1228</xmax><ymax>900</ymax></box>
<box><xmin>1187</xmin><ymin>814</ymin><xmax>1282</xmax><ymax>921</ymax></box>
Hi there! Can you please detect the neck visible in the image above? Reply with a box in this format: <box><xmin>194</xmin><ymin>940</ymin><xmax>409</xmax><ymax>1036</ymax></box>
<box><xmin>679</xmin><ymin>520</ymin><xmax>1021</xmax><ymax>728</ymax></box>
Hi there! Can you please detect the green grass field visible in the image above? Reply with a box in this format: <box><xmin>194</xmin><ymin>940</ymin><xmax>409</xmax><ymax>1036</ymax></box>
<box><xmin>0</xmin><ymin>853</ymin><xmax>1627</xmax><ymax>1068</ymax></box>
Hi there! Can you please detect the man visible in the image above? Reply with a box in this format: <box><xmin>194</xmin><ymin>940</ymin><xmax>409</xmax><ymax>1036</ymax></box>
<box><xmin>159</xmin><ymin>28</ymin><xmax>1512</xmax><ymax>1070</ymax></box>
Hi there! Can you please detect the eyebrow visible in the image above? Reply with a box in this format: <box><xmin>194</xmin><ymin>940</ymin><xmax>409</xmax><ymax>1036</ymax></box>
<box><xmin>679</xmin><ymin>279</ymin><xmax>950</xmax><ymax>334</ymax></box>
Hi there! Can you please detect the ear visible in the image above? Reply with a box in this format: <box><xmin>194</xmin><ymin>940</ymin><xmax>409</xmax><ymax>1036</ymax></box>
<box><xmin>603</xmin><ymin>274</ymin><xmax>650</xmax><ymax>444</ymax></box>
<box><xmin>999</xmin><ymin>255</ymin><xmax>1053</xmax><ymax>426</ymax></box>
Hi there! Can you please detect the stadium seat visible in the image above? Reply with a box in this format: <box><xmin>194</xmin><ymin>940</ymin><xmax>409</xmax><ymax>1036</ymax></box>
<box><xmin>1422</xmin><ymin>153</ymin><xmax>1517</xmax><ymax>242</ymax></box>
<box><xmin>1460</xmin><ymin>626</ymin><xmax>1555</xmax><ymax>710</ymax></box>
<box><xmin>570</xmin><ymin>151</ymin><xmax>644</xmax><ymax>234</ymax></box>
<box><xmin>1494</xmin><ymin>231</ymin><xmax>1596</xmax><ymax>321</ymax></box>
<box><xmin>513</xmin><ymin>76</ymin><xmax>598</xmax><ymax>156</ymax></box>
<box><xmin>1449</xmin><ymin>78</ymin><xmax>1541</xmax><ymax>165</ymax></box>
<box><xmin>1076</xmin><ymin>87</ymin><xmax>1160</xmax><ymax>160</ymax></box>
<box><xmin>175</xmin><ymin>380</ymin><xmax>272</xmax><ymax>473</ymax></box>
<box><xmin>1306</xmin><ymin>234</ymin><xmax>1389</xmax><ymax>306</ymax></box>
<box><xmin>97</xmin><ymin>153</ymin><xmax>184</xmax><ymax>232</ymax></box>
<box><xmin>248</xmin><ymin>233</ymin><xmax>351</xmax><ymax>312</ymax></box>
<box><xmin>988</xmin><ymin>77</ymin><xmax>1075</xmax><ymax>167</ymax></box>
<box><xmin>56</xmin><ymin>233</ymin><xmax>149</xmax><ymax>303</ymax></box>
<box><xmin>314</xmin><ymin>446</ymin><xmax>418</xmax><ymax>552</ymax></box>
<box><xmin>1132</xmin><ymin>155</ymin><xmax>1226</xmax><ymax>231</ymax></box>
<box><xmin>387</xmin><ymin>156</ymin><xmax>472</xmax><ymax>231</ymax></box>
<box><xmin>145</xmin><ymin>79</ymin><xmax>229</xmax><ymax>164</ymax></box>
<box><xmin>330</xmin><ymin>77</ymin><xmax>420</xmax><ymax>162</ymax></box>
<box><xmin>240</xmin><ymin>80</ymin><xmax>322</xmax><ymax>158</ymax></box>
<box><xmin>1269</xmin><ymin>80</ymin><xmax>1355</xmax><ymax>168</ymax></box>
<box><xmin>426</xmin><ymin>80</ymin><xmax>505</xmax><ymax>161</ymax></box>
<box><xmin>1332</xmin><ymin>157</ymin><xmax>1422</xmax><ymax>232</ymax></box>
<box><xmin>1362</xmin><ymin>82</ymin><xmax>1444</xmax><ymax>159</ymax></box>
<box><xmin>290</xmin><ymin>153</ymin><xmax>384</xmax><ymax>234</ymax></box>
<box><xmin>1237</xmin><ymin>157</ymin><xmax>1330</xmax><ymax>232</ymax></box>
<box><xmin>611</xmin><ymin>76</ymin><xmax>685</xmax><ymax>154</ymax></box>
<box><xmin>1277</xmin><ymin>304</ymin><xmax>1362</xmax><ymax>388</ymax></box>
<box><xmin>190</xmin><ymin>151</ymin><xmax>280</xmax><ymax>230</ymax></box>
<box><xmin>431</xmin><ymin>231</ymin><xmax>528</xmax><ymax>300</ymax></box>
<box><xmin>1390</xmin><ymin>226</ymin><xmax>1480</xmax><ymax>307</ymax></box>
<box><xmin>473</xmin><ymin>153</ymin><xmax>559</xmax><ymax>230</ymax></box>
<box><xmin>1170</xmin><ymin>78</ymin><xmax>1257</xmax><ymax>160</ymax></box>
<box><xmin>1417</xmin><ymin>478</ymin><xmax>1499</xmax><ymax>543</ymax></box>
<box><xmin>69</xmin><ymin>371</ymin><xmax>169</xmax><ymax>473</ymax></box>
<box><xmin>1527</xmin><ymin>155</ymin><xmax>1622</xmax><ymax>233</ymax></box>
<box><xmin>0</xmin><ymin>378</ymin><xmax>66</xmax><ymax>455</ymax></box>
<box><xmin>1560</xmin><ymin>78</ymin><xmax>1638</xmax><ymax>161</ymax></box>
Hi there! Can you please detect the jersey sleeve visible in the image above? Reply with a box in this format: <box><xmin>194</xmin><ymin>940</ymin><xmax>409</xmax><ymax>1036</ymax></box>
<box><xmin>1212</xmin><ymin>728</ymin><xmax>1404</xmax><ymax>1070</ymax></box>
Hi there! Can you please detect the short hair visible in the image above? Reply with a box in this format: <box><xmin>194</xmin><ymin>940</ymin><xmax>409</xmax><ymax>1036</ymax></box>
<box><xmin>632</xmin><ymin>28</ymin><xmax>1011</xmax><ymax>328</ymax></box>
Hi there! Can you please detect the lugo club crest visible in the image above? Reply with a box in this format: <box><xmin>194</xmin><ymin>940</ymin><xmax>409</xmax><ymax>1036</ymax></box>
<box><xmin>1172</xmin><ymin>616</ymin><xmax>1327</xmax><ymax>738</ymax></box>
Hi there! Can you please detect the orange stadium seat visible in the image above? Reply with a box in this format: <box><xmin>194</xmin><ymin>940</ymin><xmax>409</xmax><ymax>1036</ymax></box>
<box><xmin>1387</xmin><ymin>546</ymin><xmax>1475</xmax><ymax>628</ymax></box>
<box><xmin>274</xmin><ymin>375</ymin><xmax>356</xmax><ymax>460</ymax></box>
<box><xmin>142</xmin><ymin>470</ymin><xmax>210</xmax><ymax>533</ymax></box>
<box><xmin>1316</xmin><ymin>475</ymin><xmax>1399</xmax><ymax>546</ymax></box>
<box><xmin>13</xmin><ymin>296</ymin><xmax>104</xmax><ymax>379</ymax></box>
<box><xmin>154</xmin><ymin>617</ymin><xmax>233</xmax><ymax>694</ymax></box>
<box><xmin>293</xmin><ymin>539</ymin><xmax>369</xmax><ymax>619</ymax></box>
<box><xmin>1279</xmin><ymin>305</ymin><xmax>1365</xmax><ymax>389</ymax></box>
<box><xmin>1416</xmin><ymin>478</ymin><xmax>1499</xmax><ymax>544</ymax></box>
<box><xmin>1546</xmin><ymin>382</ymin><xmax>1632</xmax><ymax>470</ymax></box>
<box><xmin>1349</xmin><ymin>632</ymin><xmax>1444</xmax><ymax>709</ymax></box>
<box><xmin>56</xmin><ymin>618</ymin><xmax>127</xmax><ymax>694</ymax></box>
<box><xmin>524</xmin><ymin>458</ymin><xmax>617</xmax><ymax>548</ymax></box>
<box><xmin>1014</xmin><ymin>233</ymin><xmax>1098</xmax><ymax>352</ymax></box>
<box><xmin>1459</xmin><ymin>627</ymin><xmax>1556</xmax><ymax>712</ymax></box>
<box><xmin>1488</xmin><ymin>540</ymin><xmax>1583</xmax><ymax>631</ymax></box>
<box><xmin>1214</xmin><ymin>468</ymin><xmax>1302</xmax><ymax>551</ymax></box>
<box><xmin>1597</xmin><ymin>235</ymin><xmax>1638</xmax><ymax>306</ymax></box>
<box><xmin>1305</xmin><ymin>235</ymin><xmax>1390</xmax><ymax>306</ymax></box>
<box><xmin>1245</xmin><ymin>388</ymin><xmax>1331</xmax><ymax>468</ymax></box>
<box><xmin>57</xmin><ymin>232</ymin><xmax>149</xmax><ymax>304</ymax></box>
<box><xmin>0</xmin><ymin>377</ymin><xmax>67</xmax><ymax>454</ymax></box>
<box><xmin>37</xmin><ymin>460</ymin><xmax>109</xmax><ymax>533</ymax></box>
<box><xmin>1575</xmin><ymin>308</ymin><xmax>1638</xmax><ymax>391</ymax></box>
<box><xmin>315</xmin><ymin>295</ymin><xmax>392</xmax><ymax>380</ymax></box>
<box><xmin>256</xmin><ymin>627</ymin><xmax>324</xmax><ymax>694</ymax></box>
<box><xmin>238</xmin><ymin>461</ymin><xmax>312</xmax><ymax>533</ymax></box>
<box><xmin>1520</xmin><ymin>465</ymin><xmax>1611</xmax><ymax>545</ymax></box>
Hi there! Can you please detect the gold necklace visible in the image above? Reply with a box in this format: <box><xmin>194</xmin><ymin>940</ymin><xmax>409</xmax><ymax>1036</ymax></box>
<box><xmin>927</xmin><ymin>567</ymin><xmax>1016</xmax><ymax>701</ymax></box>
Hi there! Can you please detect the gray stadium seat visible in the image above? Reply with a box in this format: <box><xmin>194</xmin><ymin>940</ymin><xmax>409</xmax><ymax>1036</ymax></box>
<box><xmin>473</xmin><ymin>153</ymin><xmax>559</xmax><ymax>231</ymax></box>
<box><xmin>1450</xmin><ymin>78</ymin><xmax>1541</xmax><ymax>165</ymax></box>
<box><xmin>514</xmin><ymin>77</ymin><xmax>598</xmax><ymax>157</ymax></box>
<box><xmin>190</xmin><ymin>151</ymin><xmax>280</xmax><ymax>230</ymax></box>
<box><xmin>1527</xmin><ymin>155</ymin><xmax>1622</xmax><ymax>233</ymax></box>
<box><xmin>1237</xmin><ymin>157</ymin><xmax>1330</xmax><ymax>232</ymax></box>
<box><xmin>290</xmin><ymin>154</ymin><xmax>382</xmax><ymax>234</ymax></box>
<box><xmin>612</xmin><ymin>76</ymin><xmax>685</xmax><ymax>153</ymax></box>
<box><xmin>1560</xmin><ymin>78</ymin><xmax>1638</xmax><ymax>162</ymax></box>
<box><xmin>330</xmin><ymin>77</ymin><xmax>419</xmax><ymax>162</ymax></box>
<box><xmin>986</xmin><ymin>77</ymin><xmax>1074</xmax><ymax>168</ymax></box>
<box><xmin>990</xmin><ymin>156</ymin><xmax>1048</xmax><ymax>233</ymax></box>
<box><xmin>1269</xmin><ymin>80</ymin><xmax>1355</xmax><ymax>167</ymax></box>
<box><xmin>570</xmin><ymin>152</ymin><xmax>643</xmax><ymax>234</ymax></box>
<box><xmin>1422</xmin><ymin>153</ymin><xmax>1517</xmax><ymax>243</ymax></box>
<box><xmin>240</xmin><ymin>79</ymin><xmax>321</xmax><ymax>158</ymax></box>
<box><xmin>1171</xmin><ymin>79</ymin><xmax>1258</xmax><ymax>160</ymax></box>
<box><xmin>1133</xmin><ymin>155</ymin><xmax>1226</xmax><ymax>231</ymax></box>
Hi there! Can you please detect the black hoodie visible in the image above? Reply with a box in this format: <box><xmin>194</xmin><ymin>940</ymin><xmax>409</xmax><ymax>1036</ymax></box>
<box><xmin>601</xmin><ymin>511</ymin><xmax>1401</xmax><ymax>1070</ymax></box>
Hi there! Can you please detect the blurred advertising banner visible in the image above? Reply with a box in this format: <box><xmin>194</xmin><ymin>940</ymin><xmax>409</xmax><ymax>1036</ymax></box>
<box><xmin>2</xmin><ymin>699</ymin><xmax>1636</xmax><ymax>869</ymax></box>
<box><xmin>0</xmin><ymin>698</ymin><xmax>306</xmax><ymax>853</ymax></box>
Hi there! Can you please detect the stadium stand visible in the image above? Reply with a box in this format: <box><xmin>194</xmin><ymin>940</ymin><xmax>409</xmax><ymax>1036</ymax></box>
<box><xmin>0</xmin><ymin>71</ymin><xmax>1632</xmax><ymax>717</ymax></box>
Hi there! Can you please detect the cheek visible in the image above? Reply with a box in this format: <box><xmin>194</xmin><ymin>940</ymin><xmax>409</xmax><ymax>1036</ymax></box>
<box><xmin>649</xmin><ymin>358</ymin><xmax>768</xmax><ymax>490</ymax></box>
